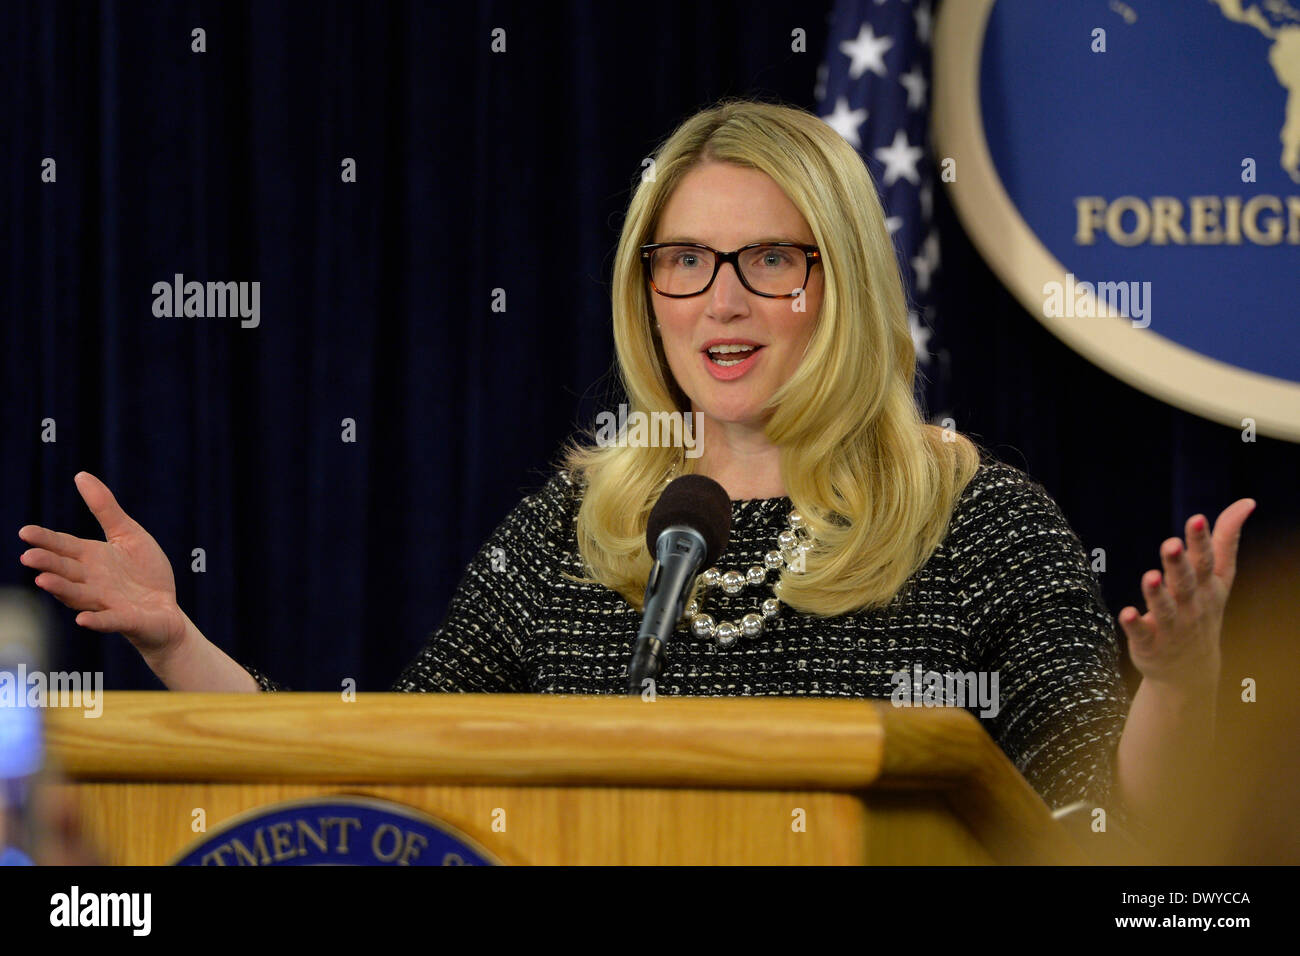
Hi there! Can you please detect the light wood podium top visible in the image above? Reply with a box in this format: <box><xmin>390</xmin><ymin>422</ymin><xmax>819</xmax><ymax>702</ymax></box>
<box><xmin>45</xmin><ymin>693</ymin><xmax>1088</xmax><ymax>863</ymax></box>
<box><xmin>47</xmin><ymin>692</ymin><xmax>988</xmax><ymax>785</ymax></box>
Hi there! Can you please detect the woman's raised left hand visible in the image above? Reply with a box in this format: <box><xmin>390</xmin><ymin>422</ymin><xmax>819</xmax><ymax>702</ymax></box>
<box><xmin>1118</xmin><ymin>498</ymin><xmax>1256</xmax><ymax>688</ymax></box>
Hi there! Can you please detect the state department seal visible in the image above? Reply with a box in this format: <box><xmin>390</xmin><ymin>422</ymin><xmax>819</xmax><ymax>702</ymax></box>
<box><xmin>170</xmin><ymin>796</ymin><xmax>500</xmax><ymax>866</ymax></box>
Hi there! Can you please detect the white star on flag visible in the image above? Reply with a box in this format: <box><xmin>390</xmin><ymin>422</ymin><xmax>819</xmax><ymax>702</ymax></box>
<box><xmin>909</xmin><ymin>311</ymin><xmax>933</xmax><ymax>363</ymax></box>
<box><xmin>915</xmin><ymin>3</ymin><xmax>933</xmax><ymax>44</ymax></box>
<box><xmin>910</xmin><ymin>231</ymin><xmax>940</xmax><ymax>293</ymax></box>
<box><xmin>821</xmin><ymin>97</ymin><xmax>870</xmax><ymax>149</ymax></box>
<box><xmin>839</xmin><ymin>24</ymin><xmax>894</xmax><ymax>80</ymax></box>
<box><xmin>874</xmin><ymin>128</ymin><xmax>923</xmax><ymax>186</ymax></box>
<box><xmin>899</xmin><ymin>65</ymin><xmax>927</xmax><ymax>109</ymax></box>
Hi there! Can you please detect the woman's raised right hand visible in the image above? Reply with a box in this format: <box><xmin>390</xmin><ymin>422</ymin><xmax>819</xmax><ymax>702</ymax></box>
<box><xmin>18</xmin><ymin>471</ymin><xmax>187</xmax><ymax>664</ymax></box>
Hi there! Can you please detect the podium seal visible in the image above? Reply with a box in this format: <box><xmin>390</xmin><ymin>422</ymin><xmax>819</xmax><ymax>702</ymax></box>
<box><xmin>170</xmin><ymin>795</ymin><xmax>500</xmax><ymax>866</ymax></box>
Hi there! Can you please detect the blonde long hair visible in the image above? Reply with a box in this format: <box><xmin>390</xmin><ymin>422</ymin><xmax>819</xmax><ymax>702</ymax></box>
<box><xmin>562</xmin><ymin>97</ymin><xmax>980</xmax><ymax>616</ymax></box>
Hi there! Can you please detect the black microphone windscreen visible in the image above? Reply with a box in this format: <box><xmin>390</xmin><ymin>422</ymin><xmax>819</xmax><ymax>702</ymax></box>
<box><xmin>645</xmin><ymin>474</ymin><xmax>732</xmax><ymax>568</ymax></box>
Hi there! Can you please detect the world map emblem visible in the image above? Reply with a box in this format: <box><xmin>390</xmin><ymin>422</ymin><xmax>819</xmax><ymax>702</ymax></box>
<box><xmin>935</xmin><ymin>0</ymin><xmax>1300</xmax><ymax>440</ymax></box>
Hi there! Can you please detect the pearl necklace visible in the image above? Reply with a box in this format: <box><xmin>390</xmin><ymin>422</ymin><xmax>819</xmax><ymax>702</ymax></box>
<box><xmin>684</xmin><ymin>509</ymin><xmax>811</xmax><ymax>648</ymax></box>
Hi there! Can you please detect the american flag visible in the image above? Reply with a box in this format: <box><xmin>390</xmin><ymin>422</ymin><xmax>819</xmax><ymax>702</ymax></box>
<box><xmin>816</xmin><ymin>0</ymin><xmax>948</xmax><ymax>425</ymax></box>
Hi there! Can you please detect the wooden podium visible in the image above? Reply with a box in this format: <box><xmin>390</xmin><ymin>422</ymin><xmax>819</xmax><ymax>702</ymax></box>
<box><xmin>44</xmin><ymin>692</ymin><xmax>1089</xmax><ymax>865</ymax></box>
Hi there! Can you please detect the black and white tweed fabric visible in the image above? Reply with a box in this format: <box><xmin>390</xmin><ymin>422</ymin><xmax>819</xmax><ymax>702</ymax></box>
<box><xmin>244</xmin><ymin>459</ymin><xmax>1130</xmax><ymax>814</ymax></box>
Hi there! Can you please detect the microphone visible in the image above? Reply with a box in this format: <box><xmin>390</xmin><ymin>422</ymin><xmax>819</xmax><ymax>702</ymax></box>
<box><xmin>627</xmin><ymin>475</ymin><xmax>731</xmax><ymax>694</ymax></box>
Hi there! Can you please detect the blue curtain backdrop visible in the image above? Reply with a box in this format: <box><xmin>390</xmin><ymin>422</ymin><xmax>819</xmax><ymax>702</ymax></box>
<box><xmin>2</xmin><ymin>0</ymin><xmax>1296</xmax><ymax>692</ymax></box>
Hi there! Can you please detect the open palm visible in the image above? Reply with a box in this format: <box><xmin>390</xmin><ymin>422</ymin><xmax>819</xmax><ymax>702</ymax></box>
<box><xmin>1119</xmin><ymin>498</ymin><xmax>1255</xmax><ymax>686</ymax></box>
<box><xmin>18</xmin><ymin>472</ymin><xmax>185</xmax><ymax>658</ymax></box>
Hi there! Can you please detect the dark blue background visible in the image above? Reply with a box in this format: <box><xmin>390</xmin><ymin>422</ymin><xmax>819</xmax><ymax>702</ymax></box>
<box><xmin>2</xmin><ymin>0</ymin><xmax>1296</xmax><ymax>693</ymax></box>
